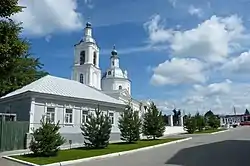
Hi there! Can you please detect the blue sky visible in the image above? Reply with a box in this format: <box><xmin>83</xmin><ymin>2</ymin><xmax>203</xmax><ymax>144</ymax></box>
<box><xmin>13</xmin><ymin>0</ymin><xmax>250</xmax><ymax>115</ymax></box>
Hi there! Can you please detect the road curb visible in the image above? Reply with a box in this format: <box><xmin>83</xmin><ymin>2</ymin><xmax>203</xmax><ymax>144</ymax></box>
<box><xmin>3</xmin><ymin>137</ymin><xmax>192</xmax><ymax>166</ymax></box>
<box><xmin>210</xmin><ymin>129</ymin><xmax>229</xmax><ymax>135</ymax></box>
<box><xmin>2</xmin><ymin>156</ymin><xmax>40</xmax><ymax>166</ymax></box>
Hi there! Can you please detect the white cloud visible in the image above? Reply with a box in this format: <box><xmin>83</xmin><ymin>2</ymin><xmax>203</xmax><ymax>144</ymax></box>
<box><xmin>150</xmin><ymin>58</ymin><xmax>207</xmax><ymax>86</ymax></box>
<box><xmin>12</xmin><ymin>0</ymin><xmax>83</xmax><ymax>36</ymax></box>
<box><xmin>144</xmin><ymin>14</ymin><xmax>246</xmax><ymax>63</ymax></box>
<box><xmin>188</xmin><ymin>5</ymin><xmax>203</xmax><ymax>18</ymax></box>
<box><xmin>221</xmin><ymin>51</ymin><xmax>250</xmax><ymax>74</ymax></box>
<box><xmin>192</xmin><ymin>79</ymin><xmax>232</xmax><ymax>97</ymax></box>
<box><xmin>144</xmin><ymin>14</ymin><xmax>250</xmax><ymax>115</ymax></box>
<box><xmin>144</xmin><ymin>15</ymin><xmax>174</xmax><ymax>44</ymax></box>
<box><xmin>153</xmin><ymin>81</ymin><xmax>250</xmax><ymax>115</ymax></box>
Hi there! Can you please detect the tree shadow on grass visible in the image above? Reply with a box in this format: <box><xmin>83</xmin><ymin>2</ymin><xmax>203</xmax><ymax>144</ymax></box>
<box><xmin>166</xmin><ymin>140</ymin><xmax>250</xmax><ymax>166</ymax></box>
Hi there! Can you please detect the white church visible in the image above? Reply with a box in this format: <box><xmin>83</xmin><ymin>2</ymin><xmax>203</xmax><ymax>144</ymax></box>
<box><xmin>0</xmin><ymin>22</ymin><xmax>184</xmax><ymax>147</ymax></box>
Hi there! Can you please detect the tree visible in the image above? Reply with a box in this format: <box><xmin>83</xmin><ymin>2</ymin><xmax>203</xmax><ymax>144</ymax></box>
<box><xmin>29</xmin><ymin>116</ymin><xmax>66</xmax><ymax>157</ymax></box>
<box><xmin>81</xmin><ymin>105</ymin><xmax>112</xmax><ymax>149</ymax></box>
<box><xmin>118</xmin><ymin>104</ymin><xmax>141</xmax><ymax>143</ymax></box>
<box><xmin>204</xmin><ymin>110</ymin><xmax>214</xmax><ymax>118</ymax></box>
<box><xmin>142</xmin><ymin>102</ymin><xmax>165</xmax><ymax>139</ymax></box>
<box><xmin>207</xmin><ymin>115</ymin><xmax>220</xmax><ymax>129</ymax></box>
<box><xmin>172</xmin><ymin>109</ymin><xmax>181</xmax><ymax>125</ymax></box>
<box><xmin>194</xmin><ymin>112</ymin><xmax>205</xmax><ymax>131</ymax></box>
<box><xmin>184</xmin><ymin>114</ymin><xmax>197</xmax><ymax>134</ymax></box>
<box><xmin>0</xmin><ymin>0</ymin><xmax>48</xmax><ymax>97</ymax></box>
<box><xmin>244</xmin><ymin>109</ymin><xmax>250</xmax><ymax>115</ymax></box>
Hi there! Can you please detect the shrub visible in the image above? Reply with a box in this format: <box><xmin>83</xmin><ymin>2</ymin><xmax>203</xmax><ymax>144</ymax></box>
<box><xmin>29</xmin><ymin>117</ymin><xmax>66</xmax><ymax>157</ymax></box>
<box><xmin>184</xmin><ymin>114</ymin><xmax>197</xmax><ymax>134</ymax></box>
<box><xmin>118</xmin><ymin>104</ymin><xmax>141</xmax><ymax>143</ymax></box>
<box><xmin>195</xmin><ymin>112</ymin><xmax>205</xmax><ymax>131</ymax></box>
<box><xmin>142</xmin><ymin>102</ymin><xmax>165</xmax><ymax>139</ymax></box>
<box><xmin>207</xmin><ymin>115</ymin><xmax>220</xmax><ymax>129</ymax></box>
<box><xmin>81</xmin><ymin>105</ymin><xmax>112</xmax><ymax>148</ymax></box>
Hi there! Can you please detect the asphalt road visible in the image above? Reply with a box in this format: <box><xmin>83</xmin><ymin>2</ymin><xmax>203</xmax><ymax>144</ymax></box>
<box><xmin>71</xmin><ymin>127</ymin><xmax>250</xmax><ymax>166</ymax></box>
<box><xmin>1</xmin><ymin>127</ymin><xmax>250</xmax><ymax>166</ymax></box>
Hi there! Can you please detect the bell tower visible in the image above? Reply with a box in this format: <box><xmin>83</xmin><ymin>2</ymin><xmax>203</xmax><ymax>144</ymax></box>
<box><xmin>71</xmin><ymin>22</ymin><xmax>101</xmax><ymax>90</ymax></box>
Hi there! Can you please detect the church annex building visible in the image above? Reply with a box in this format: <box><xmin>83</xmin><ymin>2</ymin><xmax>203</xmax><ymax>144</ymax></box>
<box><xmin>0</xmin><ymin>22</ymin><xmax>184</xmax><ymax>147</ymax></box>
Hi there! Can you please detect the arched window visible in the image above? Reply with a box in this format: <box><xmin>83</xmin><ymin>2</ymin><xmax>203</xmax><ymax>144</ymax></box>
<box><xmin>119</xmin><ymin>85</ymin><xmax>122</xmax><ymax>90</ymax></box>
<box><xmin>93</xmin><ymin>52</ymin><xmax>97</xmax><ymax>65</ymax></box>
<box><xmin>112</xmin><ymin>61</ymin><xmax>114</xmax><ymax>66</ymax></box>
<box><xmin>108</xmin><ymin>71</ymin><xmax>111</xmax><ymax>75</ymax></box>
<box><xmin>80</xmin><ymin>51</ymin><xmax>85</xmax><ymax>65</ymax></box>
<box><xmin>80</xmin><ymin>74</ymin><xmax>84</xmax><ymax>83</ymax></box>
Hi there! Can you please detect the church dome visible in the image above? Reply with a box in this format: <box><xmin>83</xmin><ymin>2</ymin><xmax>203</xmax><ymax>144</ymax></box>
<box><xmin>111</xmin><ymin>49</ymin><xmax>117</xmax><ymax>55</ymax></box>
<box><xmin>86</xmin><ymin>22</ymin><xmax>92</xmax><ymax>28</ymax></box>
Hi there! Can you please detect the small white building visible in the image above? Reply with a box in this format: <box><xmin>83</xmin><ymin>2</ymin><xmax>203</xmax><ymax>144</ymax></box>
<box><xmin>0</xmin><ymin>22</ymin><xmax>184</xmax><ymax>147</ymax></box>
<box><xmin>219</xmin><ymin>114</ymin><xmax>248</xmax><ymax>127</ymax></box>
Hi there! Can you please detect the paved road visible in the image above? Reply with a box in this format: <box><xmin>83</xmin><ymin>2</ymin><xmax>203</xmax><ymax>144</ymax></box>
<box><xmin>1</xmin><ymin>127</ymin><xmax>250</xmax><ymax>166</ymax></box>
<box><xmin>0</xmin><ymin>158</ymin><xmax>23</xmax><ymax>166</ymax></box>
<box><xmin>71</xmin><ymin>127</ymin><xmax>250</xmax><ymax>166</ymax></box>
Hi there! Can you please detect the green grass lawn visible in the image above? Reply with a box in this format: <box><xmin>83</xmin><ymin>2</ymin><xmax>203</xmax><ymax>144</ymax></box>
<box><xmin>14</xmin><ymin>138</ymin><xmax>183</xmax><ymax>165</ymax></box>
<box><xmin>194</xmin><ymin>128</ymin><xmax>226</xmax><ymax>134</ymax></box>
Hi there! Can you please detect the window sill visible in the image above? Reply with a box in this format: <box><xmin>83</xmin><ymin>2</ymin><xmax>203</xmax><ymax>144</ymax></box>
<box><xmin>64</xmin><ymin>123</ymin><xmax>74</xmax><ymax>126</ymax></box>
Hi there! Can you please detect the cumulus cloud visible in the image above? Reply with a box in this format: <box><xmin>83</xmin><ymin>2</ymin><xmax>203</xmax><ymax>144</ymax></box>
<box><xmin>150</xmin><ymin>58</ymin><xmax>207</xmax><ymax>86</ymax></box>
<box><xmin>144</xmin><ymin>13</ymin><xmax>250</xmax><ymax>114</ymax></box>
<box><xmin>221</xmin><ymin>51</ymin><xmax>250</xmax><ymax>74</ymax></box>
<box><xmin>144</xmin><ymin>14</ymin><xmax>246</xmax><ymax>63</ymax></box>
<box><xmin>192</xmin><ymin>79</ymin><xmax>232</xmax><ymax>97</ymax></box>
<box><xmin>154</xmin><ymin>81</ymin><xmax>250</xmax><ymax>115</ymax></box>
<box><xmin>12</xmin><ymin>0</ymin><xmax>83</xmax><ymax>36</ymax></box>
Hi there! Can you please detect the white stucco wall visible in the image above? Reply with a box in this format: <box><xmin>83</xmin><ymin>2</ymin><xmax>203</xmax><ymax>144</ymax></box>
<box><xmin>74</xmin><ymin>42</ymin><xmax>99</xmax><ymax>67</ymax></box>
<box><xmin>32</xmin><ymin>97</ymin><xmax>123</xmax><ymax>132</ymax></box>
<box><xmin>72</xmin><ymin>39</ymin><xmax>101</xmax><ymax>90</ymax></box>
<box><xmin>72</xmin><ymin>64</ymin><xmax>101</xmax><ymax>89</ymax></box>
<box><xmin>30</xmin><ymin>97</ymin><xmax>125</xmax><ymax>145</ymax></box>
<box><xmin>101</xmin><ymin>78</ymin><xmax>131</xmax><ymax>95</ymax></box>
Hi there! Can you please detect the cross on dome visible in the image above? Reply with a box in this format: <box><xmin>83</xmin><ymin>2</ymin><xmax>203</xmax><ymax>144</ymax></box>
<box><xmin>111</xmin><ymin>44</ymin><xmax>118</xmax><ymax>56</ymax></box>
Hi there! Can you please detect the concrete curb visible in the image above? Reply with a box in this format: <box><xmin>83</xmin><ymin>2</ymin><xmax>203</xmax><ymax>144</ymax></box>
<box><xmin>3</xmin><ymin>137</ymin><xmax>192</xmax><ymax>166</ymax></box>
<box><xmin>2</xmin><ymin>156</ymin><xmax>40</xmax><ymax>166</ymax></box>
<box><xmin>210</xmin><ymin>129</ymin><xmax>229</xmax><ymax>135</ymax></box>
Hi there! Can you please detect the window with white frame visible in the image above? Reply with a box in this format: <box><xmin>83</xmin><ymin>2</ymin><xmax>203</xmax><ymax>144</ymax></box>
<box><xmin>82</xmin><ymin>110</ymin><xmax>88</xmax><ymax>124</ymax></box>
<box><xmin>65</xmin><ymin>108</ymin><xmax>73</xmax><ymax>124</ymax></box>
<box><xmin>46</xmin><ymin>107</ymin><xmax>55</xmax><ymax>123</ymax></box>
<box><xmin>109</xmin><ymin>112</ymin><xmax>114</xmax><ymax>124</ymax></box>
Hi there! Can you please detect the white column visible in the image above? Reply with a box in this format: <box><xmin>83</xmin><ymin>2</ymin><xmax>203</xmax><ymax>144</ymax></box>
<box><xmin>220</xmin><ymin>117</ymin><xmax>223</xmax><ymax>126</ymax></box>
<box><xmin>179</xmin><ymin>116</ymin><xmax>184</xmax><ymax>126</ymax></box>
<box><xmin>168</xmin><ymin>115</ymin><xmax>173</xmax><ymax>127</ymax></box>
<box><xmin>29</xmin><ymin>97</ymin><xmax>35</xmax><ymax>133</ymax></box>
